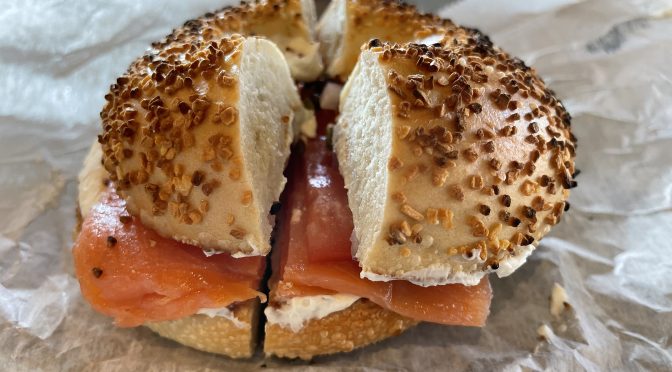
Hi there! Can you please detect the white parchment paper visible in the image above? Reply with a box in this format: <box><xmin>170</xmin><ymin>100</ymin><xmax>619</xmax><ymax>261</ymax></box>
<box><xmin>1</xmin><ymin>0</ymin><xmax>671</xmax><ymax>370</ymax></box>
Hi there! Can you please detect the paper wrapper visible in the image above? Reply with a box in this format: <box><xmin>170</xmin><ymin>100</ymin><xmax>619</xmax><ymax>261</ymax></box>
<box><xmin>1</xmin><ymin>0</ymin><xmax>671</xmax><ymax>370</ymax></box>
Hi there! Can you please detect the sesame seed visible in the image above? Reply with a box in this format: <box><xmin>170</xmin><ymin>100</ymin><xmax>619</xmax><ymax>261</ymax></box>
<box><xmin>501</xmin><ymin>194</ymin><xmax>512</xmax><ymax>207</ymax></box>
<box><xmin>511</xmin><ymin>217</ymin><xmax>521</xmax><ymax>227</ymax></box>
<box><xmin>489</xmin><ymin>223</ymin><xmax>503</xmax><ymax>241</ymax></box>
<box><xmin>230</xmin><ymin>228</ymin><xmax>246</xmax><ymax>240</ymax></box>
<box><xmin>522</xmin><ymin>206</ymin><xmax>537</xmax><ymax>219</ymax></box>
<box><xmin>545</xmin><ymin>215</ymin><xmax>558</xmax><ymax>225</ymax></box>
<box><xmin>426</xmin><ymin>208</ymin><xmax>439</xmax><ymax>224</ymax></box>
<box><xmin>507</xmin><ymin>113</ymin><xmax>521</xmax><ymax>122</ymax></box>
<box><xmin>521</xmin><ymin>179</ymin><xmax>539</xmax><ymax>196</ymax></box>
<box><xmin>392</xmin><ymin>191</ymin><xmax>407</xmax><ymax>204</ymax></box>
<box><xmin>522</xmin><ymin>234</ymin><xmax>535</xmax><ymax>245</ymax></box>
<box><xmin>227</xmin><ymin>167</ymin><xmax>241</xmax><ymax>180</ymax></box>
<box><xmin>489</xmin><ymin>158</ymin><xmax>502</xmax><ymax>170</ymax></box>
<box><xmin>449</xmin><ymin>184</ymin><xmax>465</xmax><ymax>201</ymax></box>
<box><xmin>469</xmin><ymin>217</ymin><xmax>489</xmax><ymax>237</ymax></box>
<box><xmin>191</xmin><ymin>171</ymin><xmax>204</xmax><ymax>186</ymax></box>
<box><xmin>470</xmin><ymin>175</ymin><xmax>484</xmax><ymax>190</ymax></box>
<box><xmin>463</xmin><ymin>148</ymin><xmax>478</xmax><ymax>162</ymax></box>
<box><xmin>188</xmin><ymin>211</ymin><xmax>202</xmax><ymax>224</ymax></box>
<box><xmin>432</xmin><ymin>168</ymin><xmax>449</xmax><ymax>187</ymax></box>
<box><xmin>199</xmin><ymin>200</ymin><xmax>209</xmax><ymax>214</ymax></box>
<box><xmin>500</xmin><ymin>125</ymin><xmax>516</xmax><ymax>136</ymax></box>
<box><xmin>528</xmin><ymin>122</ymin><xmax>539</xmax><ymax>133</ymax></box>
<box><xmin>241</xmin><ymin>190</ymin><xmax>253</xmax><ymax>206</ymax></box>
<box><xmin>201</xmin><ymin>180</ymin><xmax>220</xmax><ymax>196</ymax></box>
<box><xmin>505</xmin><ymin>170</ymin><xmax>520</xmax><ymax>185</ymax></box>
<box><xmin>478</xmin><ymin>242</ymin><xmax>488</xmax><ymax>260</ymax></box>
<box><xmin>106</xmin><ymin>236</ymin><xmax>117</xmax><ymax>248</ymax></box>
<box><xmin>388</xmin><ymin>156</ymin><xmax>403</xmax><ymax>171</ymax></box>
<box><xmin>400</xmin><ymin>220</ymin><xmax>412</xmax><ymax>236</ymax></box>
<box><xmin>401</xmin><ymin>204</ymin><xmax>424</xmax><ymax>221</ymax></box>
<box><xmin>438</xmin><ymin>208</ymin><xmax>454</xmax><ymax>229</ymax></box>
<box><xmin>397</xmin><ymin>125</ymin><xmax>411</xmax><ymax>139</ymax></box>
<box><xmin>468</xmin><ymin>103</ymin><xmax>482</xmax><ymax>114</ymax></box>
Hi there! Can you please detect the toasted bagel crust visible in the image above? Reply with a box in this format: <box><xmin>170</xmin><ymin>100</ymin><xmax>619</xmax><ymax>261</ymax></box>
<box><xmin>147</xmin><ymin>300</ymin><xmax>260</xmax><ymax>358</ymax></box>
<box><xmin>334</xmin><ymin>38</ymin><xmax>575</xmax><ymax>285</ymax></box>
<box><xmin>264</xmin><ymin>299</ymin><xmax>417</xmax><ymax>360</ymax></box>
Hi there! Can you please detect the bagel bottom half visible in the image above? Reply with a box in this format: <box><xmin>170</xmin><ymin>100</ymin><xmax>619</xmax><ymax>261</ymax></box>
<box><xmin>146</xmin><ymin>301</ymin><xmax>261</xmax><ymax>358</ymax></box>
<box><xmin>264</xmin><ymin>299</ymin><xmax>417</xmax><ymax>360</ymax></box>
<box><xmin>76</xmin><ymin>142</ymin><xmax>417</xmax><ymax>359</ymax></box>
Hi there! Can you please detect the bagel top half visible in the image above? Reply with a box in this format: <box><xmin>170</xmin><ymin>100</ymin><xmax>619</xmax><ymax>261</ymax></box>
<box><xmin>334</xmin><ymin>36</ymin><xmax>576</xmax><ymax>286</ymax></box>
<box><xmin>99</xmin><ymin>34</ymin><xmax>304</xmax><ymax>256</ymax></box>
<box><xmin>317</xmin><ymin>0</ymin><xmax>473</xmax><ymax>81</ymax></box>
<box><xmin>142</xmin><ymin>0</ymin><xmax>322</xmax><ymax>82</ymax></box>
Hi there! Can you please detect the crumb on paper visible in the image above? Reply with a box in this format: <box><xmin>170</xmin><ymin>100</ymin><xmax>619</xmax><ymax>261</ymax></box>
<box><xmin>537</xmin><ymin>323</ymin><xmax>554</xmax><ymax>342</ymax></box>
<box><xmin>300</xmin><ymin>111</ymin><xmax>317</xmax><ymax>139</ymax></box>
<box><xmin>319</xmin><ymin>82</ymin><xmax>342</xmax><ymax>111</ymax></box>
<box><xmin>550</xmin><ymin>282</ymin><xmax>570</xmax><ymax>318</ymax></box>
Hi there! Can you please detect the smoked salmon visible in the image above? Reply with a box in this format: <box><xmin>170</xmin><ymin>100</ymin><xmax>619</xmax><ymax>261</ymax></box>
<box><xmin>73</xmin><ymin>189</ymin><xmax>266</xmax><ymax>327</ymax></box>
<box><xmin>271</xmin><ymin>134</ymin><xmax>492</xmax><ymax>326</ymax></box>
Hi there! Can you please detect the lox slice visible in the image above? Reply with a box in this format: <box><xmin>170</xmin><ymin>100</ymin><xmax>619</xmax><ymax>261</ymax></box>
<box><xmin>73</xmin><ymin>189</ymin><xmax>266</xmax><ymax>327</ymax></box>
<box><xmin>271</xmin><ymin>135</ymin><xmax>492</xmax><ymax>326</ymax></box>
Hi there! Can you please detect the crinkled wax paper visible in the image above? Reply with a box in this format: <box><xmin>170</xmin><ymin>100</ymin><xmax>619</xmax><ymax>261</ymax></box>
<box><xmin>1</xmin><ymin>0</ymin><xmax>671</xmax><ymax>370</ymax></box>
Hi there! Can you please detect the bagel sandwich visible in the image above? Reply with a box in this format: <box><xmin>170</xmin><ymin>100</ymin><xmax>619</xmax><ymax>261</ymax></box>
<box><xmin>72</xmin><ymin>0</ymin><xmax>575</xmax><ymax>361</ymax></box>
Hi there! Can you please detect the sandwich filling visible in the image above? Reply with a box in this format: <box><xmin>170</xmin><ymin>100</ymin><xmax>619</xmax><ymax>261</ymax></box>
<box><xmin>265</xmin><ymin>104</ymin><xmax>492</xmax><ymax>331</ymax></box>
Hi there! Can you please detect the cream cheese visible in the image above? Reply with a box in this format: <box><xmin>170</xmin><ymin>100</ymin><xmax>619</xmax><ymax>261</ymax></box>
<box><xmin>361</xmin><ymin>244</ymin><xmax>537</xmax><ymax>287</ymax></box>
<box><xmin>196</xmin><ymin>307</ymin><xmax>246</xmax><ymax>328</ymax></box>
<box><xmin>264</xmin><ymin>294</ymin><xmax>360</xmax><ymax>332</ymax></box>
